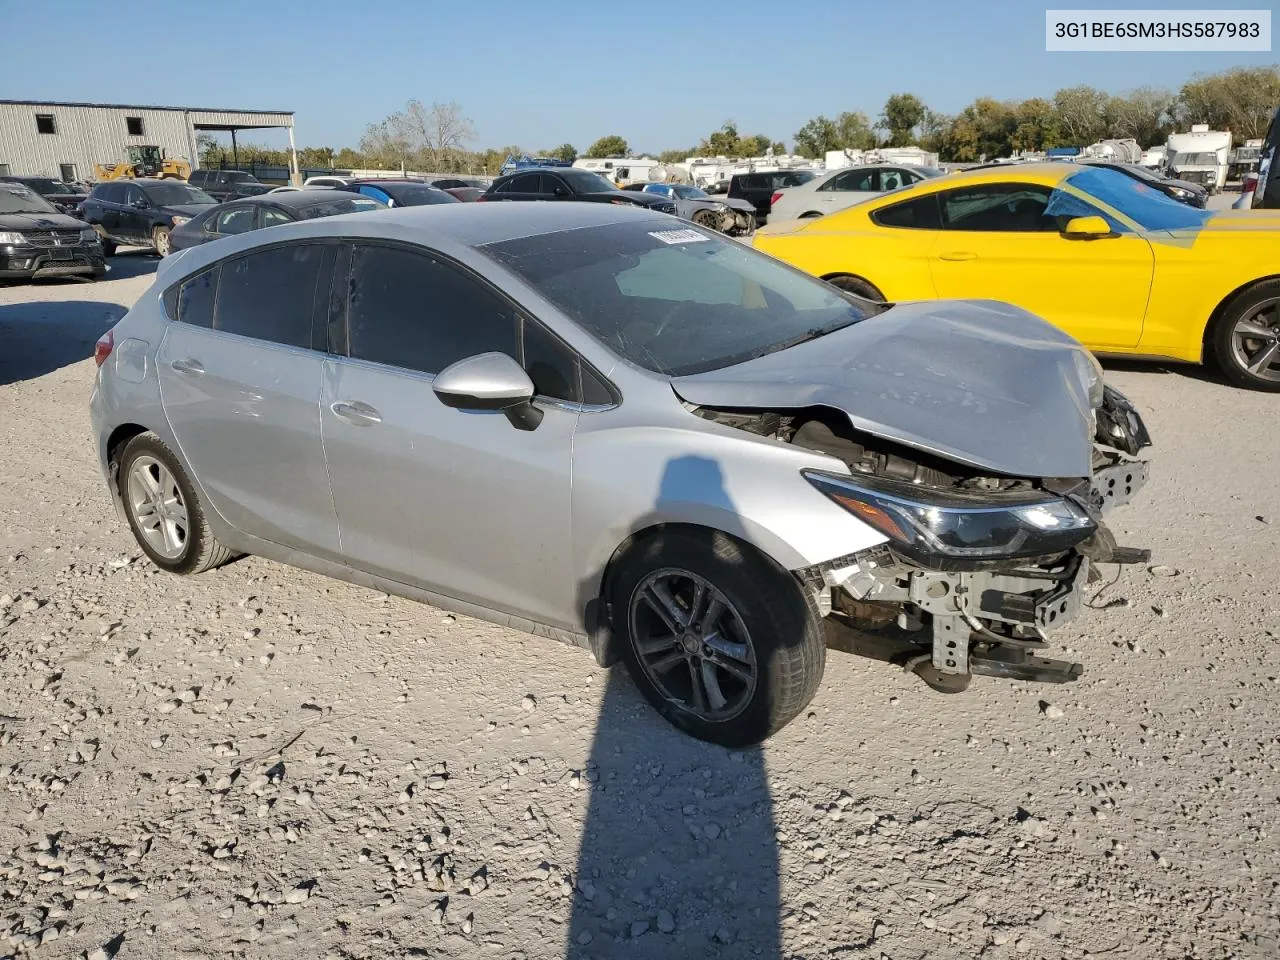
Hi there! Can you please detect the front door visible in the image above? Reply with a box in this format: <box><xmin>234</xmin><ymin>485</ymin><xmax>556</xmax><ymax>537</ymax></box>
<box><xmin>156</xmin><ymin>242</ymin><xmax>340</xmax><ymax>556</ymax></box>
<box><xmin>119</xmin><ymin>183</ymin><xmax>151</xmax><ymax>243</ymax></box>
<box><xmin>927</xmin><ymin>181</ymin><xmax>1154</xmax><ymax>349</ymax></box>
<box><xmin>320</xmin><ymin>241</ymin><xmax>579</xmax><ymax>628</ymax></box>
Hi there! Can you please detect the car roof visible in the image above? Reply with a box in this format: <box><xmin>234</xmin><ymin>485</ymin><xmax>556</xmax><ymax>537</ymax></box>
<box><xmin>236</xmin><ymin>190</ymin><xmax>370</xmax><ymax>209</ymax></box>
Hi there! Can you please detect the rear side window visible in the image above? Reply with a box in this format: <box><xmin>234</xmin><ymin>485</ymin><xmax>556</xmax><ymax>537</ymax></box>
<box><xmin>175</xmin><ymin>266</ymin><xmax>219</xmax><ymax>328</ymax></box>
<box><xmin>872</xmin><ymin>194</ymin><xmax>942</xmax><ymax>229</ymax></box>
<box><xmin>214</xmin><ymin>245</ymin><xmax>324</xmax><ymax>348</ymax></box>
<box><xmin>347</xmin><ymin>244</ymin><xmax>517</xmax><ymax>375</ymax></box>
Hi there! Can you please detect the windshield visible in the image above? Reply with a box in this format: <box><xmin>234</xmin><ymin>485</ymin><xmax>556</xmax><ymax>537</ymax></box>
<box><xmin>387</xmin><ymin>185</ymin><xmax>458</xmax><ymax>205</ymax></box>
<box><xmin>25</xmin><ymin>179</ymin><xmax>77</xmax><ymax>194</ymax></box>
<box><xmin>145</xmin><ymin>182</ymin><xmax>216</xmax><ymax>205</ymax></box>
<box><xmin>298</xmin><ymin>196</ymin><xmax>385</xmax><ymax>219</ymax></box>
<box><xmin>483</xmin><ymin>221</ymin><xmax>883</xmax><ymax>376</ymax></box>
<box><xmin>563</xmin><ymin>170</ymin><xmax>617</xmax><ymax>193</ymax></box>
<box><xmin>1061</xmin><ymin>166</ymin><xmax>1212</xmax><ymax>231</ymax></box>
<box><xmin>1171</xmin><ymin>152</ymin><xmax>1220</xmax><ymax>166</ymax></box>
<box><xmin>0</xmin><ymin>183</ymin><xmax>59</xmax><ymax>215</ymax></box>
<box><xmin>673</xmin><ymin>185</ymin><xmax>710</xmax><ymax>199</ymax></box>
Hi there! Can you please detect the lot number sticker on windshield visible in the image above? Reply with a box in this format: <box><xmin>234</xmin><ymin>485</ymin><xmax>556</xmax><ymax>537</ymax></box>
<box><xmin>649</xmin><ymin>228</ymin><xmax>709</xmax><ymax>245</ymax></box>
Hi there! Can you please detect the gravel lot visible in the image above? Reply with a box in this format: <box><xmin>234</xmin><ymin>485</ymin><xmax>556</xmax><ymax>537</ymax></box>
<box><xmin>1</xmin><ymin>251</ymin><xmax>1278</xmax><ymax>960</ymax></box>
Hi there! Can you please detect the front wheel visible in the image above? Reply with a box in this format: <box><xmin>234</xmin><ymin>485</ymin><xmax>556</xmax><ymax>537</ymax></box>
<box><xmin>1211</xmin><ymin>280</ymin><xmax>1280</xmax><ymax>391</ymax></box>
<box><xmin>609</xmin><ymin>528</ymin><xmax>825</xmax><ymax>746</ymax></box>
<box><xmin>692</xmin><ymin>209</ymin><xmax>720</xmax><ymax>231</ymax></box>
<box><xmin>152</xmin><ymin>226</ymin><xmax>171</xmax><ymax>257</ymax></box>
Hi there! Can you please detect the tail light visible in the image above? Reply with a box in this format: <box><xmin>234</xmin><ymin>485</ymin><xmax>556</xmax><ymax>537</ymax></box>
<box><xmin>475</xmin><ymin>195</ymin><xmax>488</xmax><ymax>202</ymax></box>
<box><xmin>93</xmin><ymin>329</ymin><xmax>114</xmax><ymax>368</ymax></box>
<box><xmin>770</xmin><ymin>191</ymin><xmax>783</xmax><ymax>206</ymax></box>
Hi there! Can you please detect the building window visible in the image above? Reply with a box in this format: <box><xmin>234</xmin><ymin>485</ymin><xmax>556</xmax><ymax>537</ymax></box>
<box><xmin>35</xmin><ymin>114</ymin><xmax>57</xmax><ymax>135</ymax></box>
<box><xmin>126</xmin><ymin>116</ymin><xmax>144</xmax><ymax>136</ymax></box>
<box><xmin>59</xmin><ymin>163</ymin><xmax>77</xmax><ymax>182</ymax></box>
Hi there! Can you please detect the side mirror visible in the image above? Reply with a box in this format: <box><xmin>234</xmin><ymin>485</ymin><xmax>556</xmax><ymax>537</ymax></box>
<box><xmin>432</xmin><ymin>352</ymin><xmax>542</xmax><ymax>431</ymax></box>
<box><xmin>131</xmin><ymin>198</ymin><xmax>149</xmax><ymax>209</ymax></box>
<box><xmin>552</xmin><ymin>186</ymin><xmax>570</xmax><ymax>198</ymax></box>
<box><xmin>1062</xmin><ymin>215</ymin><xmax>1112</xmax><ymax>239</ymax></box>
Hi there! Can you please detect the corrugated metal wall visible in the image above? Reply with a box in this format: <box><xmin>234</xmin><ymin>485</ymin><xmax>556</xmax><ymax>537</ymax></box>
<box><xmin>0</xmin><ymin>103</ymin><xmax>293</xmax><ymax>180</ymax></box>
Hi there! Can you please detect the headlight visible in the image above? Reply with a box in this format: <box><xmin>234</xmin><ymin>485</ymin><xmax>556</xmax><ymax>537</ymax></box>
<box><xmin>80</xmin><ymin>229</ymin><xmax>99</xmax><ymax>244</ymax></box>
<box><xmin>170</xmin><ymin>215</ymin><xmax>191</xmax><ymax>226</ymax></box>
<box><xmin>0</xmin><ymin>231</ymin><xmax>26</xmax><ymax>244</ymax></box>
<box><xmin>804</xmin><ymin>471</ymin><xmax>1096</xmax><ymax>564</ymax></box>
<box><xmin>713</xmin><ymin>202</ymin><xmax>728</xmax><ymax>213</ymax></box>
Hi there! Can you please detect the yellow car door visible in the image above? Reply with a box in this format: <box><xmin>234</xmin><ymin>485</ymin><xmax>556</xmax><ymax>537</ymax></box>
<box><xmin>926</xmin><ymin>181</ymin><xmax>1154</xmax><ymax>350</ymax></box>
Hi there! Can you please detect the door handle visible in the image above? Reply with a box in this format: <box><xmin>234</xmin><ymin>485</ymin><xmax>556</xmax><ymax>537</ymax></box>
<box><xmin>170</xmin><ymin>358</ymin><xmax>204</xmax><ymax>376</ymax></box>
<box><xmin>330</xmin><ymin>400</ymin><xmax>382</xmax><ymax>426</ymax></box>
<box><xmin>937</xmin><ymin>251</ymin><xmax>977</xmax><ymax>261</ymax></box>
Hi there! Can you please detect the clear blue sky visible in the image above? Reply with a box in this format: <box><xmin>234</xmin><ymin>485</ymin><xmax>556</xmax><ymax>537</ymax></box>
<box><xmin>6</xmin><ymin>0</ymin><xmax>1274</xmax><ymax>153</ymax></box>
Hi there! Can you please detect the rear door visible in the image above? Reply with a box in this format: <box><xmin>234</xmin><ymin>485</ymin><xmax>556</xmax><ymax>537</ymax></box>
<box><xmin>319</xmin><ymin>241</ymin><xmax>581</xmax><ymax>627</ymax></box>
<box><xmin>156</xmin><ymin>241</ymin><xmax>340</xmax><ymax>556</ymax></box>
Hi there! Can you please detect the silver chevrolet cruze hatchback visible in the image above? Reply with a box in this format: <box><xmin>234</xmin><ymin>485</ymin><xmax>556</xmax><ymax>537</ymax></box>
<box><xmin>91</xmin><ymin>203</ymin><xmax>1152</xmax><ymax>745</ymax></box>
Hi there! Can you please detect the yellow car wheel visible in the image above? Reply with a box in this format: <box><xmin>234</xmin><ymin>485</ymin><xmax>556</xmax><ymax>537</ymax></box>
<box><xmin>1211</xmin><ymin>280</ymin><xmax>1280</xmax><ymax>392</ymax></box>
<box><xmin>825</xmin><ymin>275</ymin><xmax>885</xmax><ymax>302</ymax></box>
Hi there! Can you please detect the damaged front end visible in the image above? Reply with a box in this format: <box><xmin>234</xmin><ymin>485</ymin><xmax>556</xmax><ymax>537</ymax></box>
<box><xmin>694</xmin><ymin>386</ymin><xmax>1152</xmax><ymax>689</ymax></box>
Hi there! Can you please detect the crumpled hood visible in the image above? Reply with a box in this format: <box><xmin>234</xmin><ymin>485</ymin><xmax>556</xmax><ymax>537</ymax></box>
<box><xmin>719</xmin><ymin>197</ymin><xmax>756</xmax><ymax>214</ymax></box>
<box><xmin>671</xmin><ymin>299</ymin><xmax>1101</xmax><ymax>478</ymax></box>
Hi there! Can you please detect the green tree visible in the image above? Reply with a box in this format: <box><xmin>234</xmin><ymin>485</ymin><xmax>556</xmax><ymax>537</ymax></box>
<box><xmin>880</xmin><ymin>93</ymin><xmax>927</xmax><ymax>146</ymax></box>
<box><xmin>1009</xmin><ymin>98</ymin><xmax>1061</xmax><ymax>152</ymax></box>
<box><xmin>835</xmin><ymin>111</ymin><xmax>877</xmax><ymax>151</ymax></box>
<box><xmin>1105</xmin><ymin>87</ymin><xmax>1173</xmax><ymax>147</ymax></box>
<box><xmin>547</xmin><ymin>143</ymin><xmax>578</xmax><ymax>162</ymax></box>
<box><xmin>771</xmin><ymin>140</ymin><xmax>787</xmax><ymax>155</ymax></box>
<box><xmin>1178</xmin><ymin>66</ymin><xmax>1280</xmax><ymax>141</ymax></box>
<box><xmin>585</xmin><ymin>135</ymin><xmax>630</xmax><ymax>158</ymax></box>
<box><xmin>1052</xmin><ymin>85</ymin><xmax>1110</xmax><ymax>145</ymax></box>
<box><xmin>937</xmin><ymin>98</ymin><xmax>1016</xmax><ymax>161</ymax></box>
<box><xmin>659</xmin><ymin>148</ymin><xmax>691</xmax><ymax>163</ymax></box>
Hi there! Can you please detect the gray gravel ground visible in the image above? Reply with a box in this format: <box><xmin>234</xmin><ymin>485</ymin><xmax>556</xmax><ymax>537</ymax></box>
<box><xmin>1</xmin><ymin>250</ymin><xmax>1278</xmax><ymax>960</ymax></box>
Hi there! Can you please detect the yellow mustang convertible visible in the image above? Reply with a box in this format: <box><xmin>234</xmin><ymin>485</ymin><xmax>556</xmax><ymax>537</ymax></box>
<box><xmin>754</xmin><ymin>162</ymin><xmax>1280</xmax><ymax>391</ymax></box>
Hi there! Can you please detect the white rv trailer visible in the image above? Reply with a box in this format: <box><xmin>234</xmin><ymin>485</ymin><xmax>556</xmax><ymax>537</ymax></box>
<box><xmin>1165</xmin><ymin>125</ymin><xmax>1232</xmax><ymax>193</ymax></box>
<box><xmin>571</xmin><ymin>157</ymin><xmax>660</xmax><ymax>185</ymax></box>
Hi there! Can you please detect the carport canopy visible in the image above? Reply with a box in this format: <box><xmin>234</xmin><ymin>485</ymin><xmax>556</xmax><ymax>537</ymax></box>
<box><xmin>187</xmin><ymin>108</ymin><xmax>298</xmax><ymax>182</ymax></box>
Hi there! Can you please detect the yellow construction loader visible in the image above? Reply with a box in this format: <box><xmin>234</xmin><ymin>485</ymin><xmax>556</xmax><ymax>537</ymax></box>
<box><xmin>93</xmin><ymin>145</ymin><xmax>191</xmax><ymax>181</ymax></box>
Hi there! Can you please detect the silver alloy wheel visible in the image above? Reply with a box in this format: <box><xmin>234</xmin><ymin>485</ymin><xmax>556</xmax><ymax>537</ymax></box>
<box><xmin>126</xmin><ymin>455</ymin><xmax>189</xmax><ymax>560</ymax></box>
<box><xmin>154</xmin><ymin>228</ymin><xmax>171</xmax><ymax>257</ymax></box>
<box><xmin>1230</xmin><ymin>297</ymin><xmax>1280</xmax><ymax>382</ymax></box>
<box><xmin>627</xmin><ymin>568</ymin><xmax>757</xmax><ymax>722</ymax></box>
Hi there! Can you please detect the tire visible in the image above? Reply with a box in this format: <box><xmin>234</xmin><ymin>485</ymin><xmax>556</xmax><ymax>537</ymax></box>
<box><xmin>826</xmin><ymin>274</ymin><xmax>885</xmax><ymax>302</ymax></box>
<box><xmin>152</xmin><ymin>226</ymin><xmax>171</xmax><ymax>258</ymax></box>
<box><xmin>1210</xmin><ymin>279</ymin><xmax>1280</xmax><ymax>391</ymax></box>
<box><xmin>93</xmin><ymin>226</ymin><xmax>117</xmax><ymax>257</ymax></box>
<box><xmin>608</xmin><ymin>527</ymin><xmax>825</xmax><ymax>746</ymax></box>
<box><xmin>118</xmin><ymin>433</ymin><xmax>234</xmax><ymax>575</ymax></box>
<box><xmin>692</xmin><ymin>209</ymin><xmax>720</xmax><ymax>230</ymax></box>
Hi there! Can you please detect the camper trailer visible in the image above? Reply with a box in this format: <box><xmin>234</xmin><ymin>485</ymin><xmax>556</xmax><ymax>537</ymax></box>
<box><xmin>571</xmin><ymin>157</ymin><xmax>660</xmax><ymax>186</ymax></box>
<box><xmin>1229</xmin><ymin>138</ymin><xmax>1263</xmax><ymax>181</ymax></box>
<box><xmin>1165</xmin><ymin>125</ymin><xmax>1232</xmax><ymax>193</ymax></box>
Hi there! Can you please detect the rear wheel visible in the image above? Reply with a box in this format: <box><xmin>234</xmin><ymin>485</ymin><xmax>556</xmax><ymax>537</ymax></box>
<box><xmin>1211</xmin><ymin>281</ymin><xmax>1280</xmax><ymax>391</ymax></box>
<box><xmin>609</xmin><ymin>528</ymin><xmax>825</xmax><ymax>746</ymax></box>
<box><xmin>826</xmin><ymin>274</ymin><xmax>885</xmax><ymax>302</ymax></box>
<box><xmin>119</xmin><ymin>433</ymin><xmax>234</xmax><ymax>575</ymax></box>
<box><xmin>152</xmin><ymin>226</ymin><xmax>171</xmax><ymax>257</ymax></box>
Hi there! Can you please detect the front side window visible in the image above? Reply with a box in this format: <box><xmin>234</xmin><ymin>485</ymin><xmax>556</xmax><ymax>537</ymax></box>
<box><xmin>1061</xmin><ymin>165</ymin><xmax>1211</xmax><ymax>231</ymax></box>
<box><xmin>560</xmin><ymin>170</ymin><xmax>615</xmax><ymax>193</ymax></box>
<box><xmin>142</xmin><ymin>181</ymin><xmax>216</xmax><ymax>206</ymax></box>
<box><xmin>214</xmin><ymin>245</ymin><xmax>324</xmax><ymax>349</ymax></box>
<box><xmin>346</xmin><ymin>244</ymin><xmax>517</xmax><ymax>376</ymax></box>
<box><xmin>123</xmin><ymin>184</ymin><xmax>146</xmax><ymax>207</ymax></box>
<box><xmin>939</xmin><ymin>183</ymin><xmax>1061</xmax><ymax>232</ymax></box>
<box><xmin>259</xmin><ymin>207</ymin><xmax>293</xmax><ymax>227</ymax></box>
<box><xmin>483</xmin><ymin>221</ymin><xmax>882</xmax><ymax>376</ymax></box>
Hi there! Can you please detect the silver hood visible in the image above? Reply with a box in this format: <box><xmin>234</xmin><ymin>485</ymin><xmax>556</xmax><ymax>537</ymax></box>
<box><xmin>671</xmin><ymin>299</ymin><xmax>1100</xmax><ymax>479</ymax></box>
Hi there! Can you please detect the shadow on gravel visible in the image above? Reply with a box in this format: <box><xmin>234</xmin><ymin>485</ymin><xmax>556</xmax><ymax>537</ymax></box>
<box><xmin>103</xmin><ymin>251</ymin><xmax>160</xmax><ymax>281</ymax></box>
<box><xmin>0</xmin><ymin>299</ymin><xmax>126</xmax><ymax>385</ymax></box>
<box><xmin>567</xmin><ymin>456</ymin><xmax>784</xmax><ymax>959</ymax></box>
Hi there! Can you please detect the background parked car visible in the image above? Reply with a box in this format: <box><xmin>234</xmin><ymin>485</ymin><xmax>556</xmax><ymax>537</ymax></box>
<box><xmin>439</xmin><ymin>185</ymin><xmax>483</xmax><ymax>202</ymax></box>
<box><xmin>0</xmin><ymin>175</ymin><xmax>89</xmax><ymax>218</ymax></box>
<box><xmin>769</xmin><ymin>165</ymin><xmax>943</xmax><ymax>221</ymax></box>
<box><xmin>335</xmin><ymin>179</ymin><xmax>459</xmax><ymax>207</ymax></box>
<box><xmin>302</xmin><ymin>175</ymin><xmax>354</xmax><ymax>188</ymax></box>
<box><xmin>0</xmin><ymin>180</ymin><xmax>104</xmax><ymax>282</ymax></box>
<box><xmin>729</xmin><ymin>170</ymin><xmax>819</xmax><ymax>224</ymax></box>
<box><xmin>622</xmin><ymin>182</ymin><xmax>755</xmax><ymax>235</ymax></box>
<box><xmin>224</xmin><ymin>182</ymin><xmax>276</xmax><ymax>200</ymax></box>
<box><xmin>480</xmin><ymin>168</ymin><xmax>677</xmax><ymax>214</ymax></box>
<box><xmin>187</xmin><ymin>170</ymin><xmax>264</xmax><ymax>202</ymax></box>
<box><xmin>1078</xmin><ymin>159</ymin><xmax>1208</xmax><ymax>207</ymax></box>
<box><xmin>82</xmin><ymin>178</ymin><xmax>217</xmax><ymax>257</ymax></box>
<box><xmin>169</xmin><ymin>190</ymin><xmax>386</xmax><ymax>252</ymax></box>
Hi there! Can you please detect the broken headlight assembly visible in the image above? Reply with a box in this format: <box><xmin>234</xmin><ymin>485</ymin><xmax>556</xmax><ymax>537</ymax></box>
<box><xmin>804</xmin><ymin>471</ymin><xmax>1097</xmax><ymax>567</ymax></box>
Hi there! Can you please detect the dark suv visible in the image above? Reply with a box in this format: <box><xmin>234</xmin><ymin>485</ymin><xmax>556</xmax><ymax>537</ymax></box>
<box><xmin>729</xmin><ymin>170</ymin><xmax>818</xmax><ymax>223</ymax></box>
<box><xmin>0</xmin><ymin>176</ymin><xmax>89</xmax><ymax>217</ymax></box>
<box><xmin>0</xmin><ymin>180</ymin><xmax>104</xmax><ymax>281</ymax></box>
<box><xmin>480</xmin><ymin>168</ymin><xmax>678</xmax><ymax>215</ymax></box>
<box><xmin>188</xmin><ymin>169</ymin><xmax>263</xmax><ymax>201</ymax></box>
<box><xmin>82</xmin><ymin>179</ymin><xmax>218</xmax><ymax>257</ymax></box>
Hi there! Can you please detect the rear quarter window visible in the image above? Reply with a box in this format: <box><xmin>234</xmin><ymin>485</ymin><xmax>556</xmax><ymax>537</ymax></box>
<box><xmin>871</xmin><ymin>194</ymin><xmax>942</xmax><ymax>229</ymax></box>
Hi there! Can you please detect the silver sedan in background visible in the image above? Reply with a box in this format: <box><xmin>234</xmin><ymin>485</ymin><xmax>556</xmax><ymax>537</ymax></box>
<box><xmin>90</xmin><ymin>203</ymin><xmax>1150</xmax><ymax>745</ymax></box>
<box><xmin>769</xmin><ymin>164</ymin><xmax>944</xmax><ymax>221</ymax></box>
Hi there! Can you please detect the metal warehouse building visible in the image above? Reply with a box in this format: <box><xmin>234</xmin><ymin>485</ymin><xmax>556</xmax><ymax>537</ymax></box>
<box><xmin>0</xmin><ymin>100</ymin><xmax>296</xmax><ymax>182</ymax></box>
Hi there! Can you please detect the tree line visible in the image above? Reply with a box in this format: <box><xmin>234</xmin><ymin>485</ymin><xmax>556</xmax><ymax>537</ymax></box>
<box><xmin>196</xmin><ymin>66</ymin><xmax>1278</xmax><ymax>175</ymax></box>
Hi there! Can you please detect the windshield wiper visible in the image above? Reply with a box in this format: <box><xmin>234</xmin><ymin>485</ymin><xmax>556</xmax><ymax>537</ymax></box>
<box><xmin>762</xmin><ymin>319</ymin><xmax>859</xmax><ymax>356</ymax></box>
